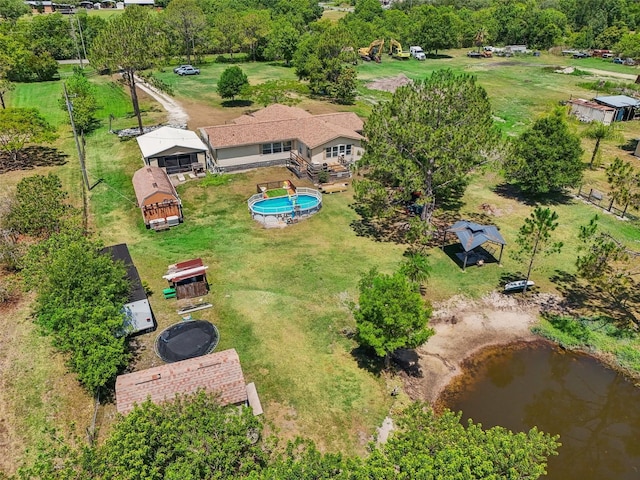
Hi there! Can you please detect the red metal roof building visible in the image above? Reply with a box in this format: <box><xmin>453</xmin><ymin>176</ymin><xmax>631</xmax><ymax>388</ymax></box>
<box><xmin>115</xmin><ymin>348</ymin><xmax>248</xmax><ymax>414</ymax></box>
<box><xmin>162</xmin><ymin>258</ymin><xmax>209</xmax><ymax>299</ymax></box>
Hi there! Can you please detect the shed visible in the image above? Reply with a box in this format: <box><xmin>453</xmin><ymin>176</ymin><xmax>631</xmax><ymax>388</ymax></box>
<box><xmin>163</xmin><ymin>258</ymin><xmax>209</xmax><ymax>300</ymax></box>
<box><xmin>568</xmin><ymin>98</ymin><xmax>616</xmax><ymax>125</ymax></box>
<box><xmin>136</xmin><ymin>126</ymin><xmax>209</xmax><ymax>175</ymax></box>
<box><xmin>102</xmin><ymin>243</ymin><xmax>157</xmax><ymax>336</ymax></box>
<box><xmin>115</xmin><ymin>349</ymin><xmax>252</xmax><ymax>414</ymax></box>
<box><xmin>132</xmin><ymin>166</ymin><xmax>183</xmax><ymax>230</ymax></box>
<box><xmin>594</xmin><ymin>95</ymin><xmax>640</xmax><ymax>121</ymax></box>
<box><xmin>444</xmin><ymin>220</ymin><xmax>506</xmax><ymax>270</ymax></box>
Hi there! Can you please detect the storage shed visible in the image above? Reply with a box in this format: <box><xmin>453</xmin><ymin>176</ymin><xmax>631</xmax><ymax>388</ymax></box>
<box><xmin>568</xmin><ymin>98</ymin><xmax>616</xmax><ymax>125</ymax></box>
<box><xmin>102</xmin><ymin>243</ymin><xmax>157</xmax><ymax>336</ymax></box>
<box><xmin>132</xmin><ymin>166</ymin><xmax>183</xmax><ymax>230</ymax></box>
<box><xmin>136</xmin><ymin>126</ymin><xmax>209</xmax><ymax>175</ymax></box>
<box><xmin>594</xmin><ymin>95</ymin><xmax>640</xmax><ymax>122</ymax></box>
<box><xmin>163</xmin><ymin>258</ymin><xmax>209</xmax><ymax>300</ymax></box>
<box><xmin>115</xmin><ymin>349</ymin><xmax>256</xmax><ymax>415</ymax></box>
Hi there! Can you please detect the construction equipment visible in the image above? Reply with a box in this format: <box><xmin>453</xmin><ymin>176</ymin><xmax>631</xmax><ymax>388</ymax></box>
<box><xmin>358</xmin><ymin>39</ymin><xmax>385</xmax><ymax>62</ymax></box>
<box><xmin>389</xmin><ymin>39</ymin><xmax>410</xmax><ymax>59</ymax></box>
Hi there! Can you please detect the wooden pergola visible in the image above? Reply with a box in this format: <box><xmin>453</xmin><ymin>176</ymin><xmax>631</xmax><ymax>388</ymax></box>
<box><xmin>443</xmin><ymin>220</ymin><xmax>506</xmax><ymax>271</ymax></box>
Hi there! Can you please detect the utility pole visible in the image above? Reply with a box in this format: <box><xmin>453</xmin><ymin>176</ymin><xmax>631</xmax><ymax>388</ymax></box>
<box><xmin>69</xmin><ymin>15</ymin><xmax>83</xmax><ymax>68</ymax></box>
<box><xmin>77</xmin><ymin>16</ymin><xmax>88</xmax><ymax>66</ymax></box>
<box><xmin>63</xmin><ymin>83</ymin><xmax>90</xmax><ymax>231</ymax></box>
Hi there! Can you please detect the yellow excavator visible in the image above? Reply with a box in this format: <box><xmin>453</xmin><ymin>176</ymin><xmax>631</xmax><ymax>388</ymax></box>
<box><xmin>389</xmin><ymin>39</ymin><xmax>410</xmax><ymax>59</ymax></box>
<box><xmin>358</xmin><ymin>39</ymin><xmax>385</xmax><ymax>62</ymax></box>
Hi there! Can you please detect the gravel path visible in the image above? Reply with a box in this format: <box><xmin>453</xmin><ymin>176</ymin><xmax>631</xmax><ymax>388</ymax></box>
<box><xmin>134</xmin><ymin>75</ymin><xmax>189</xmax><ymax>127</ymax></box>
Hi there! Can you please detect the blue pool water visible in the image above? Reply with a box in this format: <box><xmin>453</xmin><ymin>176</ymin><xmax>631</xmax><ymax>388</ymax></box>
<box><xmin>251</xmin><ymin>194</ymin><xmax>320</xmax><ymax>214</ymax></box>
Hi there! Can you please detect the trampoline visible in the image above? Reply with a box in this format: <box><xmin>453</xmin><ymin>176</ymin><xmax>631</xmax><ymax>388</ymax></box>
<box><xmin>155</xmin><ymin>320</ymin><xmax>220</xmax><ymax>363</ymax></box>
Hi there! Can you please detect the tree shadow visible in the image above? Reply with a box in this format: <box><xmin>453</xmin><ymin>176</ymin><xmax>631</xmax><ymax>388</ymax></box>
<box><xmin>0</xmin><ymin>146</ymin><xmax>68</xmax><ymax>174</ymax></box>
<box><xmin>350</xmin><ymin>345</ymin><xmax>384</xmax><ymax>376</ymax></box>
<box><xmin>425</xmin><ymin>53</ymin><xmax>453</xmax><ymax>59</ymax></box>
<box><xmin>349</xmin><ymin>204</ymin><xmax>412</xmax><ymax>244</ymax></box>
<box><xmin>619</xmin><ymin>138</ymin><xmax>637</xmax><ymax>152</ymax></box>
<box><xmin>550</xmin><ymin>269</ymin><xmax>639</xmax><ymax>326</ymax></box>
<box><xmin>221</xmin><ymin>99</ymin><xmax>253</xmax><ymax>108</ymax></box>
<box><xmin>392</xmin><ymin>348</ymin><xmax>422</xmax><ymax>377</ymax></box>
<box><xmin>493</xmin><ymin>182</ymin><xmax>574</xmax><ymax>206</ymax></box>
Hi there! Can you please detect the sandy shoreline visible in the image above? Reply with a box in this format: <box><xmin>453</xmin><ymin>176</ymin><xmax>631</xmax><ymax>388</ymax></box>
<box><xmin>401</xmin><ymin>292</ymin><xmax>543</xmax><ymax>403</ymax></box>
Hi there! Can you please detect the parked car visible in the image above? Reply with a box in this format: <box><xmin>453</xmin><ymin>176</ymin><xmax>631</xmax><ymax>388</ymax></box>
<box><xmin>409</xmin><ymin>46</ymin><xmax>426</xmax><ymax>60</ymax></box>
<box><xmin>173</xmin><ymin>64</ymin><xmax>193</xmax><ymax>73</ymax></box>
<box><xmin>573</xmin><ymin>52</ymin><xmax>590</xmax><ymax>59</ymax></box>
<box><xmin>613</xmin><ymin>57</ymin><xmax>624</xmax><ymax>64</ymax></box>
<box><xmin>176</xmin><ymin>66</ymin><xmax>200</xmax><ymax>75</ymax></box>
<box><xmin>467</xmin><ymin>51</ymin><xmax>483</xmax><ymax>58</ymax></box>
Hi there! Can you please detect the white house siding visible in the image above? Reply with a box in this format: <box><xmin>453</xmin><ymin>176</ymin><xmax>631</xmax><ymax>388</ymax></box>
<box><xmin>215</xmin><ymin>144</ymin><xmax>290</xmax><ymax>170</ymax></box>
<box><xmin>569</xmin><ymin>103</ymin><xmax>614</xmax><ymax>125</ymax></box>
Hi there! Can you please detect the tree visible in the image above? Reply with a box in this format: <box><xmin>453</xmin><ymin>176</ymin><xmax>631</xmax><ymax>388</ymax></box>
<box><xmin>0</xmin><ymin>107</ymin><xmax>56</xmax><ymax>167</ymax></box>
<box><xmin>511</xmin><ymin>207</ymin><xmax>563</xmax><ymax>293</ymax></box>
<box><xmin>22</xmin><ymin>231</ymin><xmax>131</xmax><ymax>393</ymax></box>
<box><xmin>211</xmin><ymin>9</ymin><xmax>243</xmax><ymax>57</ymax></box>
<box><xmin>0</xmin><ymin>0</ymin><xmax>30</xmax><ymax>23</ymax></box>
<box><xmin>605</xmin><ymin>157</ymin><xmax>640</xmax><ymax>217</ymax></box>
<box><xmin>164</xmin><ymin>0</ymin><xmax>207</xmax><ymax>64</ymax></box>
<box><xmin>248</xmin><ymin>79</ymin><xmax>307</xmax><ymax>107</ymax></box>
<box><xmin>240</xmin><ymin>10</ymin><xmax>271</xmax><ymax>61</ymax></box>
<box><xmin>410</xmin><ymin>6</ymin><xmax>462</xmax><ymax>55</ymax></box>
<box><xmin>4</xmin><ymin>174</ymin><xmax>78</xmax><ymax>238</ymax></box>
<box><xmin>398</xmin><ymin>252</ymin><xmax>431</xmax><ymax>292</ymax></box>
<box><xmin>90</xmin><ymin>6</ymin><xmax>166</xmax><ymax>134</ymax></box>
<box><xmin>354</xmin><ymin>268</ymin><xmax>433</xmax><ymax>368</ymax></box>
<box><xmin>95</xmin><ymin>392</ymin><xmax>265</xmax><ymax>479</ymax></box>
<box><xmin>330</xmin><ymin>66</ymin><xmax>357</xmax><ymax>105</ymax></box>
<box><xmin>0</xmin><ymin>78</ymin><xmax>14</xmax><ymax>109</ymax></box>
<box><xmin>576</xmin><ymin>216</ymin><xmax>639</xmax><ymax>324</ymax></box>
<box><xmin>582</xmin><ymin>121</ymin><xmax>622</xmax><ymax>169</ymax></box>
<box><xmin>614</xmin><ymin>32</ymin><xmax>640</xmax><ymax>59</ymax></box>
<box><xmin>265</xmin><ymin>19</ymin><xmax>299</xmax><ymax>66</ymax></box>
<box><xmin>363</xmin><ymin>403</ymin><xmax>560</xmax><ymax>479</ymax></box>
<box><xmin>354</xmin><ymin>70</ymin><xmax>500</xmax><ymax>235</ymax></box>
<box><xmin>58</xmin><ymin>70</ymin><xmax>100</xmax><ymax>134</ymax></box>
<box><xmin>504</xmin><ymin>110</ymin><xmax>584</xmax><ymax>195</ymax></box>
<box><xmin>217</xmin><ymin>66</ymin><xmax>248</xmax><ymax>100</ymax></box>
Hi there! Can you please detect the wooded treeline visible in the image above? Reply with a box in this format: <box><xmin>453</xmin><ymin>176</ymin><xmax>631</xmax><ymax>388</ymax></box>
<box><xmin>4</xmin><ymin>0</ymin><xmax>640</xmax><ymax>84</ymax></box>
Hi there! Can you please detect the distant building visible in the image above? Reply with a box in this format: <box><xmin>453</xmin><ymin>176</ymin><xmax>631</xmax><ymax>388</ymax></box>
<box><xmin>132</xmin><ymin>166</ymin><xmax>183</xmax><ymax>230</ymax></box>
<box><xmin>568</xmin><ymin>98</ymin><xmax>616</xmax><ymax>125</ymax></box>
<box><xmin>136</xmin><ymin>126</ymin><xmax>209</xmax><ymax>175</ymax></box>
<box><xmin>504</xmin><ymin>45</ymin><xmax>528</xmax><ymax>53</ymax></box>
<box><xmin>594</xmin><ymin>95</ymin><xmax>640</xmax><ymax>122</ymax></box>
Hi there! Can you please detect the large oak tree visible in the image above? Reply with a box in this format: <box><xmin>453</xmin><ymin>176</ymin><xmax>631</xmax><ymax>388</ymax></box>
<box><xmin>354</xmin><ymin>69</ymin><xmax>500</xmax><ymax>233</ymax></box>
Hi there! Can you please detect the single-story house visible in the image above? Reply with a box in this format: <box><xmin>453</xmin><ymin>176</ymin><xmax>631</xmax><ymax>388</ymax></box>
<box><xmin>124</xmin><ymin>0</ymin><xmax>154</xmax><ymax>6</ymax></box>
<box><xmin>102</xmin><ymin>243</ymin><xmax>157</xmax><ymax>336</ymax></box>
<box><xmin>136</xmin><ymin>126</ymin><xmax>209</xmax><ymax>175</ymax></box>
<box><xmin>115</xmin><ymin>348</ymin><xmax>262</xmax><ymax>415</ymax></box>
<box><xmin>568</xmin><ymin>98</ymin><xmax>616</xmax><ymax>125</ymax></box>
<box><xmin>594</xmin><ymin>95</ymin><xmax>640</xmax><ymax>122</ymax></box>
<box><xmin>199</xmin><ymin>104</ymin><xmax>365</xmax><ymax>174</ymax></box>
<box><xmin>163</xmin><ymin>258</ymin><xmax>209</xmax><ymax>300</ymax></box>
<box><xmin>132</xmin><ymin>166</ymin><xmax>183</xmax><ymax>230</ymax></box>
<box><xmin>25</xmin><ymin>1</ymin><xmax>54</xmax><ymax>12</ymax></box>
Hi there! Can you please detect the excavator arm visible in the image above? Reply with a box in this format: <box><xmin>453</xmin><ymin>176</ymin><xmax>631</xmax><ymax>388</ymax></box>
<box><xmin>359</xmin><ymin>39</ymin><xmax>385</xmax><ymax>62</ymax></box>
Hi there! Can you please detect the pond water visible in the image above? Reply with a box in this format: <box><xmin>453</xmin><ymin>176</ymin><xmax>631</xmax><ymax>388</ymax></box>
<box><xmin>441</xmin><ymin>341</ymin><xmax>640</xmax><ymax>479</ymax></box>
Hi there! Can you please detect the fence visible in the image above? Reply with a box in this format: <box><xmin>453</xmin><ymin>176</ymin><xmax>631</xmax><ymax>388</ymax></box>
<box><xmin>577</xmin><ymin>185</ymin><xmax>638</xmax><ymax>220</ymax></box>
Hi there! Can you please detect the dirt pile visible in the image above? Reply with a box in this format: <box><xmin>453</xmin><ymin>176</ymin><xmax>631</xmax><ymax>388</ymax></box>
<box><xmin>367</xmin><ymin>74</ymin><xmax>413</xmax><ymax>93</ymax></box>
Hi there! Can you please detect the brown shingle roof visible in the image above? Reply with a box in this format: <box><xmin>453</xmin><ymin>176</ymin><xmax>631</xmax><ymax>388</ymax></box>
<box><xmin>202</xmin><ymin>105</ymin><xmax>364</xmax><ymax>149</ymax></box>
<box><xmin>132</xmin><ymin>166</ymin><xmax>179</xmax><ymax>206</ymax></box>
<box><xmin>115</xmin><ymin>349</ymin><xmax>247</xmax><ymax>414</ymax></box>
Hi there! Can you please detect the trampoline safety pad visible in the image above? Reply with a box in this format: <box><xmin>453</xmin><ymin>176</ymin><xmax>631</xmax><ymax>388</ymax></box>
<box><xmin>155</xmin><ymin>320</ymin><xmax>220</xmax><ymax>363</ymax></box>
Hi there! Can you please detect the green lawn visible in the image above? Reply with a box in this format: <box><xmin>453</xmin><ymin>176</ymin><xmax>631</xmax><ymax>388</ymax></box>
<box><xmin>2</xmin><ymin>50</ymin><xmax>640</xmax><ymax>470</ymax></box>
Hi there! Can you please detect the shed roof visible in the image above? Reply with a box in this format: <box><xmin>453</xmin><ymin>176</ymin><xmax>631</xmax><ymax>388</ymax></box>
<box><xmin>568</xmin><ymin>98</ymin><xmax>616</xmax><ymax>112</ymax></box>
<box><xmin>163</xmin><ymin>258</ymin><xmax>208</xmax><ymax>282</ymax></box>
<box><xmin>102</xmin><ymin>243</ymin><xmax>147</xmax><ymax>303</ymax></box>
<box><xmin>115</xmin><ymin>349</ymin><xmax>247</xmax><ymax>414</ymax></box>
<box><xmin>201</xmin><ymin>105</ymin><xmax>364</xmax><ymax>150</ymax></box>
<box><xmin>594</xmin><ymin>95</ymin><xmax>640</xmax><ymax>108</ymax></box>
<box><xmin>136</xmin><ymin>126</ymin><xmax>208</xmax><ymax>160</ymax></box>
<box><xmin>447</xmin><ymin>220</ymin><xmax>506</xmax><ymax>252</ymax></box>
<box><xmin>132</xmin><ymin>166</ymin><xmax>179</xmax><ymax>206</ymax></box>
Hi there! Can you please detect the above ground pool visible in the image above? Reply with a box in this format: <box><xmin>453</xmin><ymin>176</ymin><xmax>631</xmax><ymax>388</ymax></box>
<box><xmin>155</xmin><ymin>320</ymin><xmax>219</xmax><ymax>363</ymax></box>
<box><xmin>251</xmin><ymin>194</ymin><xmax>320</xmax><ymax>214</ymax></box>
<box><xmin>248</xmin><ymin>187</ymin><xmax>323</xmax><ymax>226</ymax></box>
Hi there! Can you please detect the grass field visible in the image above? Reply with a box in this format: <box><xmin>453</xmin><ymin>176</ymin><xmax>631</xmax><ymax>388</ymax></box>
<box><xmin>2</xmin><ymin>49</ymin><xmax>640</xmax><ymax>473</ymax></box>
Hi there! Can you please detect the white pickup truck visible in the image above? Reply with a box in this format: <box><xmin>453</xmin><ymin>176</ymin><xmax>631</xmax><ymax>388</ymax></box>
<box><xmin>409</xmin><ymin>46</ymin><xmax>426</xmax><ymax>60</ymax></box>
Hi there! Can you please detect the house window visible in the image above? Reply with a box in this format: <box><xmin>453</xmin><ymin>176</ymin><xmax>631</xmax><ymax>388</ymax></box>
<box><xmin>261</xmin><ymin>141</ymin><xmax>292</xmax><ymax>155</ymax></box>
<box><xmin>325</xmin><ymin>144</ymin><xmax>353</xmax><ymax>158</ymax></box>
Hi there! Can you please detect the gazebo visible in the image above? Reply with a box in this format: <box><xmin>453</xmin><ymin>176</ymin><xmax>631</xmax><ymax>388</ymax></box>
<box><xmin>443</xmin><ymin>220</ymin><xmax>506</xmax><ymax>271</ymax></box>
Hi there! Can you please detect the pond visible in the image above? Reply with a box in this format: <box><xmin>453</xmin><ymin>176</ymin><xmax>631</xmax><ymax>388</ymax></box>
<box><xmin>441</xmin><ymin>341</ymin><xmax>640</xmax><ymax>479</ymax></box>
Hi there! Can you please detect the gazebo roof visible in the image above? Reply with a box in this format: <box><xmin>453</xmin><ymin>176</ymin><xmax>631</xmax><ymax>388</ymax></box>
<box><xmin>447</xmin><ymin>220</ymin><xmax>506</xmax><ymax>252</ymax></box>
